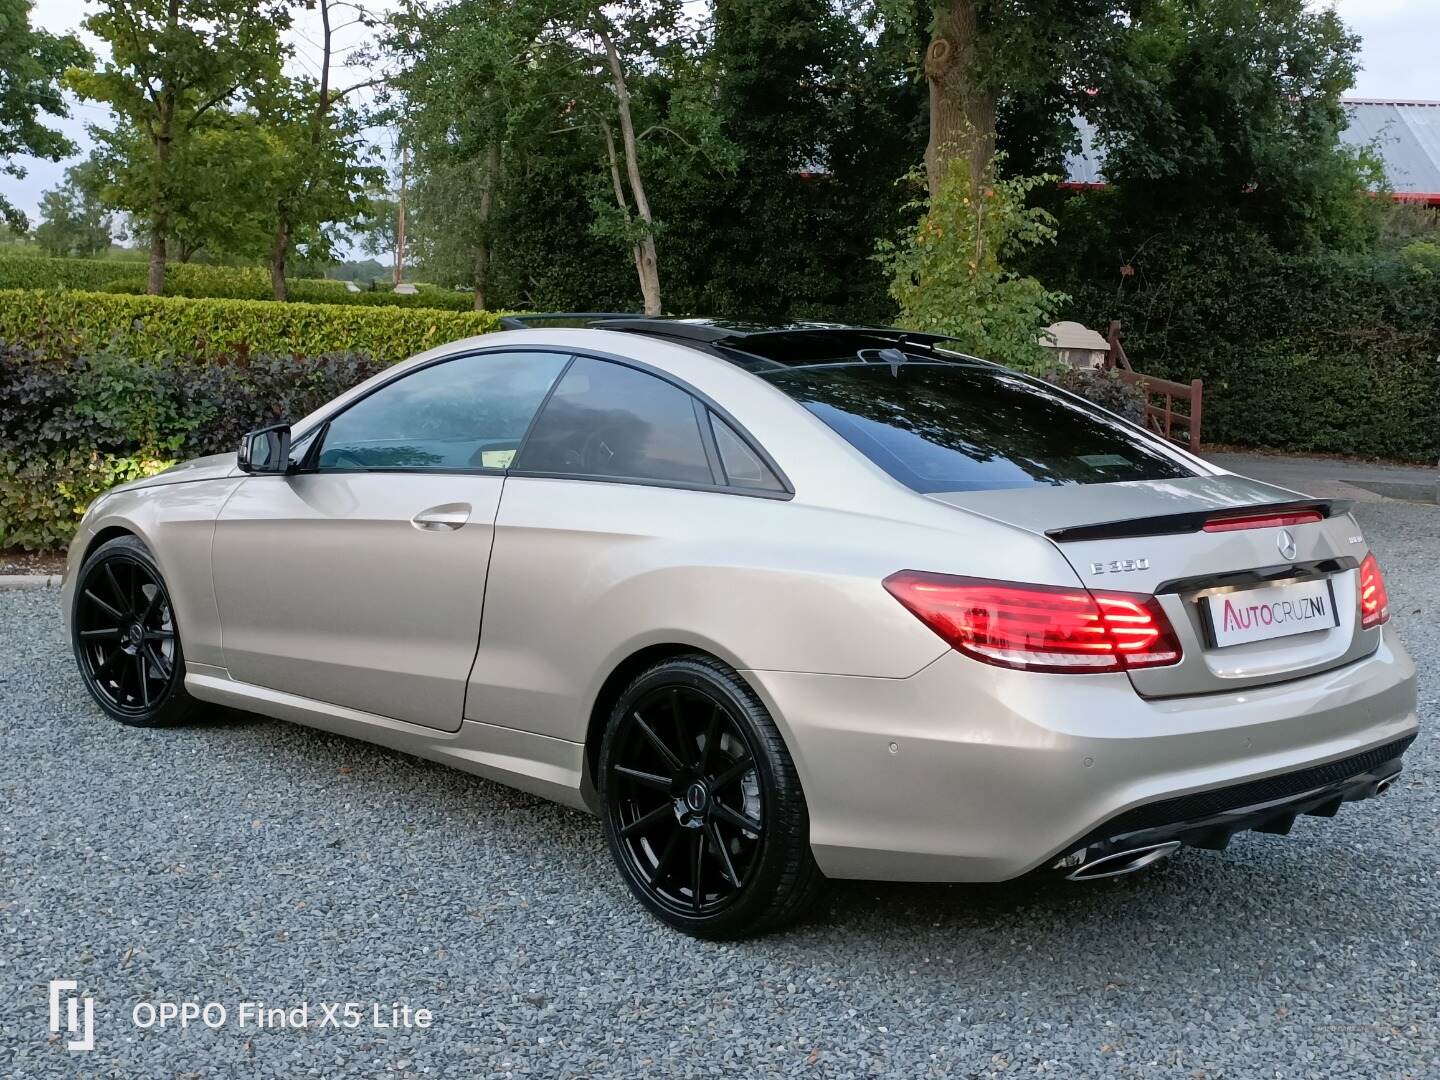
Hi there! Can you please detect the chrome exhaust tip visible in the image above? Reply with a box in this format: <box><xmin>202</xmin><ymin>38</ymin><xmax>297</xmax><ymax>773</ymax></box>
<box><xmin>1374</xmin><ymin>775</ymin><xmax>1396</xmax><ymax>796</ymax></box>
<box><xmin>1066</xmin><ymin>841</ymin><xmax>1181</xmax><ymax>882</ymax></box>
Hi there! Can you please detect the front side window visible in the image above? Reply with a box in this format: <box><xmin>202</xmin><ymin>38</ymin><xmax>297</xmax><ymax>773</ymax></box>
<box><xmin>317</xmin><ymin>351</ymin><xmax>569</xmax><ymax>471</ymax></box>
<box><xmin>762</xmin><ymin>363</ymin><xmax>1194</xmax><ymax>493</ymax></box>
<box><xmin>512</xmin><ymin>357</ymin><xmax>713</xmax><ymax>485</ymax></box>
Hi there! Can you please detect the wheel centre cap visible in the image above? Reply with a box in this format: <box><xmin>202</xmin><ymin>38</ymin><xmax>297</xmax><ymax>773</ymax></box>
<box><xmin>125</xmin><ymin>623</ymin><xmax>145</xmax><ymax>647</ymax></box>
<box><xmin>683</xmin><ymin>781</ymin><xmax>709</xmax><ymax>814</ymax></box>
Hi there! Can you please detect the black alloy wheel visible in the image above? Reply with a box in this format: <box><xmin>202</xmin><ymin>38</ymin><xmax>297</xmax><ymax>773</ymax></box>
<box><xmin>599</xmin><ymin>655</ymin><xmax>823</xmax><ymax>938</ymax></box>
<box><xmin>72</xmin><ymin>535</ymin><xmax>197</xmax><ymax>727</ymax></box>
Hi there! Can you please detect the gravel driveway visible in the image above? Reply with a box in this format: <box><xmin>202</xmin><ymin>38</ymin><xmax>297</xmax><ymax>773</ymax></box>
<box><xmin>3</xmin><ymin>500</ymin><xmax>1437</xmax><ymax>1079</ymax></box>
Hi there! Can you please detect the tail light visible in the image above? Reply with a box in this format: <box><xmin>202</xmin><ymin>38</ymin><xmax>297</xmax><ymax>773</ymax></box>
<box><xmin>1358</xmin><ymin>553</ymin><xmax>1390</xmax><ymax>629</ymax></box>
<box><xmin>883</xmin><ymin>571</ymin><xmax>1182</xmax><ymax>674</ymax></box>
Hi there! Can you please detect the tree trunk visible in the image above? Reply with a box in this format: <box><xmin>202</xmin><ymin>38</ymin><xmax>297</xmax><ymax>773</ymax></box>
<box><xmin>597</xmin><ymin>21</ymin><xmax>662</xmax><ymax>316</ymax></box>
<box><xmin>473</xmin><ymin>140</ymin><xmax>500</xmax><ymax>311</ymax></box>
<box><xmin>269</xmin><ymin>215</ymin><xmax>290</xmax><ymax>302</ymax></box>
<box><xmin>146</xmin><ymin>223</ymin><xmax>167</xmax><ymax>294</ymax></box>
<box><xmin>924</xmin><ymin>0</ymin><xmax>997</xmax><ymax>198</ymax></box>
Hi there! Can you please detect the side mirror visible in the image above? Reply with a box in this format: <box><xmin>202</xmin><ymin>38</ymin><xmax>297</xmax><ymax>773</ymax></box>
<box><xmin>238</xmin><ymin>424</ymin><xmax>292</xmax><ymax>474</ymax></box>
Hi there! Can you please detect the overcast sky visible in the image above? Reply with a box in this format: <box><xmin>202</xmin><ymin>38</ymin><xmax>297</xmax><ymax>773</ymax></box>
<box><xmin>2</xmin><ymin>0</ymin><xmax>1435</xmax><ymax>236</ymax></box>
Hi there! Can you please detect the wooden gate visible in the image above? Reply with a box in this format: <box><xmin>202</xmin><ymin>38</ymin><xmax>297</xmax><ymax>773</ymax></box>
<box><xmin>1104</xmin><ymin>321</ymin><xmax>1203</xmax><ymax>454</ymax></box>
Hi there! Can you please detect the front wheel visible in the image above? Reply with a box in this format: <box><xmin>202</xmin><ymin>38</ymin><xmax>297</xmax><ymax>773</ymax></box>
<box><xmin>598</xmin><ymin>655</ymin><xmax>824</xmax><ymax>939</ymax></box>
<box><xmin>71</xmin><ymin>534</ymin><xmax>198</xmax><ymax>727</ymax></box>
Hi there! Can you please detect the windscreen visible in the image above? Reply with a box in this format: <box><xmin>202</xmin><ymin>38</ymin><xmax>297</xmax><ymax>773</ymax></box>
<box><xmin>761</xmin><ymin>362</ymin><xmax>1195</xmax><ymax>493</ymax></box>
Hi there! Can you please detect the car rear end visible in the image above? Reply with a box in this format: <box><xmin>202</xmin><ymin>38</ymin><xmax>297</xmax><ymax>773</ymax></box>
<box><xmin>734</xmin><ymin>347</ymin><xmax>1418</xmax><ymax>882</ymax></box>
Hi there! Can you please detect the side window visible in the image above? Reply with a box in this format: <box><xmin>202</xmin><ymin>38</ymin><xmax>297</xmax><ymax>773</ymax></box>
<box><xmin>512</xmin><ymin>357</ymin><xmax>713</xmax><ymax>485</ymax></box>
<box><xmin>317</xmin><ymin>351</ymin><xmax>569</xmax><ymax>471</ymax></box>
<box><xmin>710</xmin><ymin>413</ymin><xmax>784</xmax><ymax>491</ymax></box>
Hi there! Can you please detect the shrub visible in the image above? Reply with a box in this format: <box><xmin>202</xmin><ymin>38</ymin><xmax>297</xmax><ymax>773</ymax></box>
<box><xmin>0</xmin><ymin>289</ymin><xmax>501</xmax><ymax>363</ymax></box>
<box><xmin>1046</xmin><ymin>367</ymin><xmax>1148</xmax><ymax>424</ymax></box>
<box><xmin>98</xmin><ymin>263</ymin><xmax>476</xmax><ymax>310</ymax></box>
<box><xmin>1039</xmin><ymin>207</ymin><xmax>1440</xmax><ymax>461</ymax></box>
<box><xmin>879</xmin><ymin>155</ymin><xmax>1068</xmax><ymax>374</ymax></box>
<box><xmin>0</xmin><ymin>343</ymin><xmax>393</xmax><ymax>548</ymax></box>
<box><xmin>0</xmin><ymin>253</ymin><xmax>140</xmax><ymax>291</ymax></box>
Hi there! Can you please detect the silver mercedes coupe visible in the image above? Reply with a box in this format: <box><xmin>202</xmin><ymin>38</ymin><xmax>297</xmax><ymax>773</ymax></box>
<box><xmin>64</xmin><ymin>318</ymin><xmax>1418</xmax><ymax>938</ymax></box>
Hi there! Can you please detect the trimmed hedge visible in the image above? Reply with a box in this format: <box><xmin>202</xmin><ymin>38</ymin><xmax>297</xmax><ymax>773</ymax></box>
<box><xmin>0</xmin><ymin>254</ymin><xmax>142</xmax><ymax>292</ymax></box>
<box><xmin>1042</xmin><ymin>210</ymin><xmax>1440</xmax><ymax>461</ymax></box>
<box><xmin>98</xmin><ymin>262</ymin><xmax>477</xmax><ymax>310</ymax></box>
<box><xmin>0</xmin><ymin>288</ymin><xmax>502</xmax><ymax>362</ymax></box>
<box><xmin>0</xmin><ymin>345</ymin><xmax>391</xmax><ymax>549</ymax></box>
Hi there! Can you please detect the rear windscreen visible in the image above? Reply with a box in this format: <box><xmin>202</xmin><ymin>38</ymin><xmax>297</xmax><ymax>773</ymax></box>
<box><xmin>761</xmin><ymin>363</ymin><xmax>1195</xmax><ymax>493</ymax></box>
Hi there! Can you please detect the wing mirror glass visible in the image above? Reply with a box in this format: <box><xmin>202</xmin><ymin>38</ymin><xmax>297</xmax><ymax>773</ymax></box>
<box><xmin>238</xmin><ymin>424</ymin><xmax>292</xmax><ymax>474</ymax></box>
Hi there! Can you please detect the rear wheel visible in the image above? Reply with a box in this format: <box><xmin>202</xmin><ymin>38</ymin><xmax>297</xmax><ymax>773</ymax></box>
<box><xmin>71</xmin><ymin>535</ymin><xmax>198</xmax><ymax>727</ymax></box>
<box><xmin>599</xmin><ymin>655</ymin><xmax>823</xmax><ymax>938</ymax></box>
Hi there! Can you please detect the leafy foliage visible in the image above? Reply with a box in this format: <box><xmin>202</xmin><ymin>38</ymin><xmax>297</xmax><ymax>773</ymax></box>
<box><xmin>0</xmin><ymin>289</ymin><xmax>502</xmax><ymax>361</ymax></box>
<box><xmin>0</xmin><ymin>343</ymin><xmax>391</xmax><ymax>547</ymax></box>
<box><xmin>34</xmin><ymin>163</ymin><xmax>114</xmax><ymax>258</ymax></box>
<box><xmin>0</xmin><ymin>0</ymin><xmax>91</xmax><ymax>230</ymax></box>
<box><xmin>881</xmin><ymin>156</ymin><xmax>1067</xmax><ymax>372</ymax></box>
<box><xmin>0</xmin><ymin>254</ymin><xmax>138</xmax><ymax>290</ymax></box>
<box><xmin>1045</xmin><ymin>211</ymin><xmax>1440</xmax><ymax>460</ymax></box>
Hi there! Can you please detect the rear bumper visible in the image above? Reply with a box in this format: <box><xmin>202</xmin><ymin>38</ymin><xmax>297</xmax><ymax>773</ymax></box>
<box><xmin>743</xmin><ymin>624</ymin><xmax>1418</xmax><ymax>882</ymax></box>
<box><xmin>1053</xmin><ymin>733</ymin><xmax>1412</xmax><ymax>876</ymax></box>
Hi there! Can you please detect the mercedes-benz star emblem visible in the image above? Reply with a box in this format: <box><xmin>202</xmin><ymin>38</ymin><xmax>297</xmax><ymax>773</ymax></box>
<box><xmin>1277</xmin><ymin>528</ymin><xmax>1298</xmax><ymax>561</ymax></box>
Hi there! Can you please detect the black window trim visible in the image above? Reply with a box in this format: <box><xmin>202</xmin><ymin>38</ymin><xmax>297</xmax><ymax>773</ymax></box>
<box><xmin>505</xmin><ymin>351</ymin><xmax>795</xmax><ymax>500</ymax></box>
<box><xmin>284</xmin><ymin>343</ymin><xmax>795</xmax><ymax>500</ymax></box>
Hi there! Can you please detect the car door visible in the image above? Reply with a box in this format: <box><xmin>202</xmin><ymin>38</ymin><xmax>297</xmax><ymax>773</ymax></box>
<box><xmin>465</xmin><ymin>354</ymin><xmax>791</xmax><ymax>741</ymax></box>
<box><xmin>212</xmin><ymin>348</ymin><xmax>571</xmax><ymax>730</ymax></box>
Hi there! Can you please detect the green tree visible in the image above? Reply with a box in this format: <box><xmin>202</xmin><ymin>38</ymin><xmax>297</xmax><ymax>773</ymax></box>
<box><xmin>1090</xmin><ymin>0</ymin><xmax>1374</xmax><ymax>249</ymax></box>
<box><xmin>85</xmin><ymin>116</ymin><xmax>278</xmax><ymax>264</ymax></box>
<box><xmin>258</xmin><ymin>0</ymin><xmax>385</xmax><ymax>301</ymax></box>
<box><xmin>65</xmin><ymin>0</ymin><xmax>288</xmax><ymax>294</ymax></box>
<box><xmin>34</xmin><ymin>162</ymin><xmax>114</xmax><ymax>257</ymax></box>
<box><xmin>881</xmin><ymin>154</ymin><xmax>1067</xmax><ymax>371</ymax></box>
<box><xmin>0</xmin><ymin>0</ymin><xmax>91</xmax><ymax>230</ymax></box>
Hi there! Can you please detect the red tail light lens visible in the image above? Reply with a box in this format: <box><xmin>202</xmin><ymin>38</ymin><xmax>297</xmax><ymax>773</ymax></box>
<box><xmin>1203</xmin><ymin>509</ymin><xmax>1323</xmax><ymax>533</ymax></box>
<box><xmin>883</xmin><ymin>572</ymin><xmax>1183</xmax><ymax>674</ymax></box>
<box><xmin>1358</xmin><ymin>553</ymin><xmax>1390</xmax><ymax>629</ymax></box>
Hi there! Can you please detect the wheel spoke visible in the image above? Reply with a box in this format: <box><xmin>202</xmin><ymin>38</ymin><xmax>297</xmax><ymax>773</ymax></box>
<box><xmin>705</xmin><ymin>820</ymin><xmax>740</xmax><ymax>888</ymax></box>
<box><xmin>135</xmin><ymin>654</ymin><xmax>150</xmax><ymax>706</ymax></box>
<box><xmin>633</xmin><ymin>712</ymin><xmax>687</xmax><ymax>775</ymax></box>
<box><xmin>650</xmin><ymin>827</ymin><xmax>683</xmax><ymax>886</ymax></box>
<box><xmin>712</xmin><ymin>800</ymin><xmax>763</xmax><ymax>836</ymax></box>
<box><xmin>614</xmin><ymin>764</ymin><xmax>674</xmax><ymax>792</ymax></box>
<box><xmin>103</xmin><ymin>563</ymin><xmax>129</xmax><ymax>615</ymax></box>
<box><xmin>79</xmin><ymin>627</ymin><xmax>122</xmax><ymax>640</ymax></box>
<box><xmin>138</xmin><ymin>587</ymin><xmax>162</xmax><ymax>625</ymax></box>
<box><xmin>95</xmin><ymin>645</ymin><xmax>125</xmax><ymax>676</ymax></box>
<box><xmin>690</xmin><ymin>829</ymin><xmax>705</xmax><ymax>912</ymax></box>
<box><xmin>699</xmin><ymin>705</ymin><xmax>720</xmax><ymax>773</ymax></box>
<box><xmin>144</xmin><ymin>643</ymin><xmax>171</xmax><ymax>680</ymax></box>
<box><xmin>144</xmin><ymin>629</ymin><xmax>175</xmax><ymax>641</ymax></box>
<box><xmin>619</xmin><ymin>802</ymin><xmax>672</xmax><ymax>838</ymax></box>
<box><xmin>710</xmin><ymin>754</ymin><xmax>753</xmax><ymax>792</ymax></box>
<box><xmin>83</xmin><ymin>589</ymin><xmax>125</xmax><ymax>623</ymax></box>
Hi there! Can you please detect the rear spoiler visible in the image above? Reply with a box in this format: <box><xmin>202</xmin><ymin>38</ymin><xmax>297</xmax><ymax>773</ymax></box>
<box><xmin>1046</xmin><ymin>499</ymin><xmax>1349</xmax><ymax>544</ymax></box>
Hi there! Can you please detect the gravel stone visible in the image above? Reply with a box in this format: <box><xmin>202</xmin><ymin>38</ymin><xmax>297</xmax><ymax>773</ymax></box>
<box><xmin>1</xmin><ymin>499</ymin><xmax>1436</xmax><ymax>1077</ymax></box>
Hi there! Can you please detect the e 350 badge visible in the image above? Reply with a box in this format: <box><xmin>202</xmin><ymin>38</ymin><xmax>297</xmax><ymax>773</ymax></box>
<box><xmin>1090</xmin><ymin>557</ymin><xmax>1150</xmax><ymax>575</ymax></box>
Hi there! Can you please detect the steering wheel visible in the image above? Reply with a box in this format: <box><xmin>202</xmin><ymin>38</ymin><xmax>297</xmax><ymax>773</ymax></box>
<box><xmin>577</xmin><ymin>425</ymin><xmax>627</xmax><ymax>473</ymax></box>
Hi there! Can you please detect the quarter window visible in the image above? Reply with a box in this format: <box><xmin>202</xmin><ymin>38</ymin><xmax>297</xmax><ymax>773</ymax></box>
<box><xmin>317</xmin><ymin>351</ymin><xmax>569</xmax><ymax>471</ymax></box>
<box><xmin>512</xmin><ymin>357</ymin><xmax>713</xmax><ymax>485</ymax></box>
<box><xmin>711</xmin><ymin>413</ymin><xmax>783</xmax><ymax>491</ymax></box>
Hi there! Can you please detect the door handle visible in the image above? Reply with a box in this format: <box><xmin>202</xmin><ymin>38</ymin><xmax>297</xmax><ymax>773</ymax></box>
<box><xmin>411</xmin><ymin>503</ymin><xmax>472</xmax><ymax>531</ymax></box>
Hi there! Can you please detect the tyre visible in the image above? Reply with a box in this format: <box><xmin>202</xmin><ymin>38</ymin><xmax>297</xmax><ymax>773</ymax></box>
<box><xmin>71</xmin><ymin>534</ymin><xmax>199</xmax><ymax>727</ymax></box>
<box><xmin>598</xmin><ymin>654</ymin><xmax>824</xmax><ymax>938</ymax></box>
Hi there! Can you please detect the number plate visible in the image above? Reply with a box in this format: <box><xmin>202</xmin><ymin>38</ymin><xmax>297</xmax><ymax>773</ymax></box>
<box><xmin>1204</xmin><ymin>578</ymin><xmax>1338</xmax><ymax>648</ymax></box>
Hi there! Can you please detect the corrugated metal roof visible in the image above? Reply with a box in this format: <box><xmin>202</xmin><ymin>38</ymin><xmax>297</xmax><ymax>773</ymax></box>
<box><xmin>1063</xmin><ymin>99</ymin><xmax>1440</xmax><ymax>199</ymax></box>
<box><xmin>1339</xmin><ymin>100</ymin><xmax>1440</xmax><ymax>195</ymax></box>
